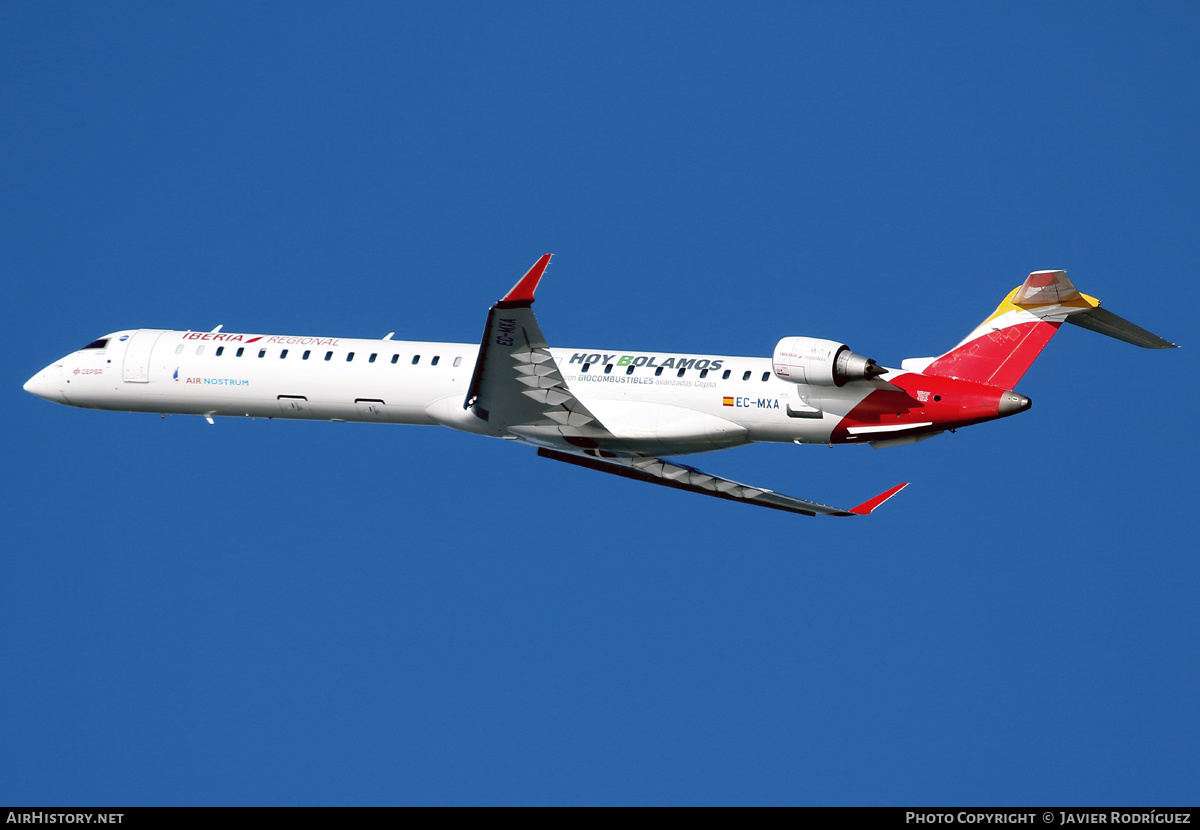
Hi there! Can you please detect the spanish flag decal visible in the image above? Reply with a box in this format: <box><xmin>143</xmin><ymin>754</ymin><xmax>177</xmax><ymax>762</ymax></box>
<box><xmin>722</xmin><ymin>397</ymin><xmax>734</xmax><ymax>406</ymax></box>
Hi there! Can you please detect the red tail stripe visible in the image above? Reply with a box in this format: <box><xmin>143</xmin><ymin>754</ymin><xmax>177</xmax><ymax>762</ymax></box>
<box><xmin>924</xmin><ymin>320</ymin><xmax>1060</xmax><ymax>387</ymax></box>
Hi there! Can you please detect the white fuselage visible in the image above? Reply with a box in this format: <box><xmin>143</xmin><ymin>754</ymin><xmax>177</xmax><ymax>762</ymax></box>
<box><xmin>25</xmin><ymin>328</ymin><xmax>893</xmax><ymax>455</ymax></box>
<box><xmin>26</xmin><ymin>266</ymin><xmax>1159</xmax><ymax>515</ymax></box>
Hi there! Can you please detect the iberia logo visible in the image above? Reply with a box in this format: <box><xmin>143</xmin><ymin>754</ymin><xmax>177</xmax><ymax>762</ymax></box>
<box><xmin>180</xmin><ymin>333</ymin><xmax>263</xmax><ymax>343</ymax></box>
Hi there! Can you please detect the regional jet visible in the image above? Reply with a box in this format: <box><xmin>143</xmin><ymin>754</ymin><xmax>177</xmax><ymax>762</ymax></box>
<box><xmin>24</xmin><ymin>256</ymin><xmax>1175</xmax><ymax>516</ymax></box>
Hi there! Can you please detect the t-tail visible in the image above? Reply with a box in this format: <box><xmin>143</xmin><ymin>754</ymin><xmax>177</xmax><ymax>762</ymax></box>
<box><xmin>901</xmin><ymin>270</ymin><xmax>1177</xmax><ymax>387</ymax></box>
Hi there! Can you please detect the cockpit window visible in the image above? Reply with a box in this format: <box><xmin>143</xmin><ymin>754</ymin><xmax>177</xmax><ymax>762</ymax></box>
<box><xmin>81</xmin><ymin>339</ymin><xmax>108</xmax><ymax>350</ymax></box>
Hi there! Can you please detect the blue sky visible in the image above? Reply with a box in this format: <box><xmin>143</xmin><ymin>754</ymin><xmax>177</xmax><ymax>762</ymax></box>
<box><xmin>3</xmin><ymin>2</ymin><xmax>1196</xmax><ymax>806</ymax></box>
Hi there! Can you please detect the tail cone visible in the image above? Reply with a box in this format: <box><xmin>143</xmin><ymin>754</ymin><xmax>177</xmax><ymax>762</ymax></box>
<box><xmin>998</xmin><ymin>391</ymin><xmax>1031</xmax><ymax>416</ymax></box>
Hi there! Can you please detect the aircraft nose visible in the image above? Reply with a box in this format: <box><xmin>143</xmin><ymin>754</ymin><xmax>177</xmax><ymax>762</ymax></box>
<box><xmin>998</xmin><ymin>391</ymin><xmax>1031</xmax><ymax>416</ymax></box>
<box><xmin>24</xmin><ymin>364</ymin><xmax>62</xmax><ymax>401</ymax></box>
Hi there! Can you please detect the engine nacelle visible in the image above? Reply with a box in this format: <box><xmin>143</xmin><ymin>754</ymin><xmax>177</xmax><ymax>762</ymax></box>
<box><xmin>772</xmin><ymin>336</ymin><xmax>885</xmax><ymax>387</ymax></box>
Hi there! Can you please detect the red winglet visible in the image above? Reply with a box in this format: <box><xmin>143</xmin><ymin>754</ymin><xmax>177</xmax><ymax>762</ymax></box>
<box><xmin>501</xmin><ymin>254</ymin><xmax>553</xmax><ymax>304</ymax></box>
<box><xmin>848</xmin><ymin>482</ymin><xmax>909</xmax><ymax>516</ymax></box>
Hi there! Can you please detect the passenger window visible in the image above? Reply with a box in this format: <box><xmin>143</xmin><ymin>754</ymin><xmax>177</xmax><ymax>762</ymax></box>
<box><xmin>722</xmin><ymin>369</ymin><xmax>730</xmax><ymax>379</ymax></box>
<box><xmin>236</xmin><ymin>347</ymin><xmax>245</xmax><ymax>357</ymax></box>
<box><xmin>346</xmin><ymin>352</ymin><xmax>355</xmax><ymax>362</ymax></box>
<box><xmin>625</xmin><ymin>365</ymin><xmax>634</xmax><ymax>375</ymax></box>
<box><xmin>655</xmin><ymin>367</ymin><xmax>664</xmax><ymax>376</ymax></box>
<box><xmin>432</xmin><ymin>356</ymin><xmax>440</xmax><ymax>366</ymax></box>
<box><xmin>581</xmin><ymin>363</ymin><xmax>590</xmax><ymax>373</ymax></box>
<box><xmin>216</xmin><ymin>346</ymin><xmax>224</xmax><ymax>357</ymax></box>
<box><xmin>412</xmin><ymin>355</ymin><xmax>420</xmax><ymax>365</ymax></box>
<box><xmin>604</xmin><ymin>364</ymin><xmax>613</xmax><ymax>374</ymax></box>
<box><xmin>453</xmin><ymin>356</ymin><xmax>462</xmax><ymax>367</ymax></box>
<box><xmin>324</xmin><ymin>351</ymin><xmax>333</xmax><ymax>361</ymax></box>
<box><xmin>303</xmin><ymin>350</ymin><xmax>310</xmax><ymax>360</ymax></box>
<box><xmin>677</xmin><ymin>368</ymin><xmax>686</xmax><ymax>377</ymax></box>
<box><xmin>369</xmin><ymin>353</ymin><xmax>377</xmax><ymax>363</ymax></box>
<box><xmin>391</xmin><ymin>354</ymin><xmax>399</xmax><ymax>364</ymax></box>
<box><xmin>175</xmin><ymin>345</ymin><xmax>184</xmax><ymax>355</ymax></box>
<box><xmin>196</xmin><ymin>345</ymin><xmax>205</xmax><ymax>356</ymax></box>
<box><xmin>280</xmin><ymin>349</ymin><xmax>288</xmax><ymax>359</ymax></box>
<box><xmin>762</xmin><ymin>372</ymin><xmax>770</xmax><ymax>382</ymax></box>
<box><xmin>258</xmin><ymin>349</ymin><xmax>267</xmax><ymax>358</ymax></box>
<box><xmin>742</xmin><ymin>370</ymin><xmax>751</xmax><ymax>381</ymax></box>
<box><xmin>699</xmin><ymin>369</ymin><xmax>708</xmax><ymax>378</ymax></box>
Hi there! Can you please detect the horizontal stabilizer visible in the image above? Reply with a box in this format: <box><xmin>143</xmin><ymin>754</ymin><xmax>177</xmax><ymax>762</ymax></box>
<box><xmin>1065</xmin><ymin>306</ymin><xmax>1177</xmax><ymax>349</ymax></box>
<box><xmin>539</xmin><ymin>448</ymin><xmax>905</xmax><ymax>518</ymax></box>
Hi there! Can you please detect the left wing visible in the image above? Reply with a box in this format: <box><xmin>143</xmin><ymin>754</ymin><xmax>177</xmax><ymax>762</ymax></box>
<box><xmin>538</xmin><ymin>448</ymin><xmax>908</xmax><ymax>518</ymax></box>
<box><xmin>464</xmin><ymin>255</ymin><xmax>610</xmax><ymax>448</ymax></box>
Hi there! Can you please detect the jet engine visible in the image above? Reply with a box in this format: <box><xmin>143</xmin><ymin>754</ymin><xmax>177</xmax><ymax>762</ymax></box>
<box><xmin>772</xmin><ymin>337</ymin><xmax>886</xmax><ymax>387</ymax></box>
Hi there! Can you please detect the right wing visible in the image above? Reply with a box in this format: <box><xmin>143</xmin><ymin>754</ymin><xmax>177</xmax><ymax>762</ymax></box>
<box><xmin>538</xmin><ymin>448</ymin><xmax>907</xmax><ymax>518</ymax></box>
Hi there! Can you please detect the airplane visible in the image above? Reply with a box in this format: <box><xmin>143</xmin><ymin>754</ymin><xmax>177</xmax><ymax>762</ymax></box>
<box><xmin>24</xmin><ymin>256</ymin><xmax>1176</xmax><ymax>517</ymax></box>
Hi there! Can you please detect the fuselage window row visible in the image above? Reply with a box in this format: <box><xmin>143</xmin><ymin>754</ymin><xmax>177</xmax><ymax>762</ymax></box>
<box><xmin>169</xmin><ymin>341</ymin><xmax>756</xmax><ymax>382</ymax></box>
<box><xmin>172</xmin><ymin>342</ymin><xmax>466</xmax><ymax>370</ymax></box>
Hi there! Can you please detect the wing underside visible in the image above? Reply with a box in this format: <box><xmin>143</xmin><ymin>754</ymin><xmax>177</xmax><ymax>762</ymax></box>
<box><xmin>539</xmin><ymin>448</ymin><xmax>907</xmax><ymax>518</ymax></box>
